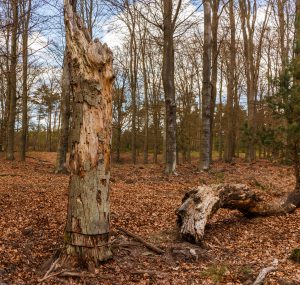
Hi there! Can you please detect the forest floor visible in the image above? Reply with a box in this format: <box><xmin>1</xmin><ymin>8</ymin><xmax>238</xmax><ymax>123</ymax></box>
<box><xmin>0</xmin><ymin>152</ymin><xmax>300</xmax><ymax>285</ymax></box>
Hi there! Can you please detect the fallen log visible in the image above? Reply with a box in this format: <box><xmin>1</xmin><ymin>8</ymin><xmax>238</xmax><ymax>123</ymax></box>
<box><xmin>176</xmin><ymin>184</ymin><xmax>296</xmax><ymax>243</ymax></box>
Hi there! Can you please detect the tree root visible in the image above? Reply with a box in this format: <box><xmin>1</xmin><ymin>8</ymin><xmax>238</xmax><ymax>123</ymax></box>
<box><xmin>38</xmin><ymin>250</ymin><xmax>97</xmax><ymax>283</ymax></box>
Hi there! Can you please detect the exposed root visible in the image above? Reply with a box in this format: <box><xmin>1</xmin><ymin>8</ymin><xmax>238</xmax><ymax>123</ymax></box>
<box><xmin>38</xmin><ymin>251</ymin><xmax>97</xmax><ymax>283</ymax></box>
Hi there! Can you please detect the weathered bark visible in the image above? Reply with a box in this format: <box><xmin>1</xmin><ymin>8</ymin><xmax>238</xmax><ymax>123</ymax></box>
<box><xmin>6</xmin><ymin>0</ymin><xmax>18</xmax><ymax>161</ymax></box>
<box><xmin>64</xmin><ymin>0</ymin><xmax>114</xmax><ymax>265</ymax></box>
<box><xmin>200</xmin><ymin>0</ymin><xmax>212</xmax><ymax>170</ymax></box>
<box><xmin>55</xmin><ymin>52</ymin><xmax>71</xmax><ymax>174</ymax></box>
<box><xmin>176</xmin><ymin>184</ymin><xmax>296</xmax><ymax>243</ymax></box>
<box><xmin>20</xmin><ymin>0</ymin><xmax>31</xmax><ymax>161</ymax></box>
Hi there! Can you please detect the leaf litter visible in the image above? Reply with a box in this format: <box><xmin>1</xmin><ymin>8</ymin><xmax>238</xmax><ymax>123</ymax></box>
<box><xmin>0</xmin><ymin>153</ymin><xmax>299</xmax><ymax>284</ymax></box>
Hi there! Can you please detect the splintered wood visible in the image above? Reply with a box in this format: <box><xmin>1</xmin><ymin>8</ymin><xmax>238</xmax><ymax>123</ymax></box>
<box><xmin>176</xmin><ymin>184</ymin><xmax>296</xmax><ymax>242</ymax></box>
<box><xmin>63</xmin><ymin>0</ymin><xmax>114</xmax><ymax>264</ymax></box>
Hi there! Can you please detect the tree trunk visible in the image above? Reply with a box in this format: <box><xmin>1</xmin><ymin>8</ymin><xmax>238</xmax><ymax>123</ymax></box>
<box><xmin>116</xmin><ymin>86</ymin><xmax>123</xmax><ymax>163</ymax></box>
<box><xmin>142</xmin><ymin>39</ymin><xmax>149</xmax><ymax>164</ymax></box>
<box><xmin>218</xmin><ymin>63</ymin><xmax>223</xmax><ymax>160</ymax></box>
<box><xmin>163</xmin><ymin>0</ymin><xmax>177</xmax><ymax>174</ymax></box>
<box><xmin>6</xmin><ymin>0</ymin><xmax>18</xmax><ymax>161</ymax></box>
<box><xmin>176</xmin><ymin>184</ymin><xmax>296</xmax><ymax>243</ymax></box>
<box><xmin>63</xmin><ymin>0</ymin><xmax>114</xmax><ymax>266</ymax></box>
<box><xmin>127</xmin><ymin>4</ymin><xmax>138</xmax><ymax>165</ymax></box>
<box><xmin>55</xmin><ymin>52</ymin><xmax>71</xmax><ymax>173</ymax></box>
<box><xmin>224</xmin><ymin>0</ymin><xmax>236</xmax><ymax>163</ymax></box>
<box><xmin>20</xmin><ymin>0</ymin><xmax>31</xmax><ymax>161</ymax></box>
<box><xmin>200</xmin><ymin>0</ymin><xmax>212</xmax><ymax>170</ymax></box>
<box><xmin>286</xmin><ymin>0</ymin><xmax>300</xmax><ymax>207</ymax></box>
<box><xmin>209</xmin><ymin>0</ymin><xmax>220</xmax><ymax>162</ymax></box>
<box><xmin>47</xmin><ymin>104</ymin><xmax>52</xmax><ymax>152</ymax></box>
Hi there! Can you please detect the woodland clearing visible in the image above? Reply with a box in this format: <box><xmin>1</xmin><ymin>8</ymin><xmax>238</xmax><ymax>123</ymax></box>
<box><xmin>0</xmin><ymin>152</ymin><xmax>299</xmax><ymax>285</ymax></box>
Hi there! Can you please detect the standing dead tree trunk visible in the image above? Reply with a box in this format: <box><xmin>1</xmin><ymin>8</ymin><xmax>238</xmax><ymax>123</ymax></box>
<box><xmin>176</xmin><ymin>184</ymin><xmax>296</xmax><ymax>243</ymax></box>
<box><xmin>63</xmin><ymin>0</ymin><xmax>114</xmax><ymax>267</ymax></box>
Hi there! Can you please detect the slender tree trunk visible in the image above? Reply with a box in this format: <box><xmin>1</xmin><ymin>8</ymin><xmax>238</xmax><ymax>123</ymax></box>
<box><xmin>163</xmin><ymin>0</ymin><xmax>177</xmax><ymax>174</ymax></box>
<box><xmin>200</xmin><ymin>0</ymin><xmax>212</xmax><ymax>170</ymax></box>
<box><xmin>142</xmin><ymin>42</ymin><xmax>149</xmax><ymax>164</ymax></box>
<box><xmin>3</xmin><ymin>17</ymin><xmax>11</xmax><ymax>152</ymax></box>
<box><xmin>6</xmin><ymin>0</ymin><xmax>18</xmax><ymax>161</ymax></box>
<box><xmin>209</xmin><ymin>0</ymin><xmax>220</xmax><ymax>161</ymax></box>
<box><xmin>116</xmin><ymin>87</ymin><xmax>123</xmax><ymax>163</ymax></box>
<box><xmin>218</xmin><ymin>64</ymin><xmax>223</xmax><ymax>160</ymax></box>
<box><xmin>224</xmin><ymin>0</ymin><xmax>236</xmax><ymax>162</ymax></box>
<box><xmin>153</xmin><ymin>89</ymin><xmax>159</xmax><ymax>164</ymax></box>
<box><xmin>47</xmin><ymin>105</ymin><xmax>52</xmax><ymax>152</ymax></box>
<box><xmin>63</xmin><ymin>0</ymin><xmax>114</xmax><ymax>266</ymax></box>
<box><xmin>55</xmin><ymin>52</ymin><xmax>71</xmax><ymax>173</ymax></box>
<box><xmin>278</xmin><ymin>0</ymin><xmax>287</xmax><ymax>69</ymax></box>
<box><xmin>128</xmin><ymin>6</ymin><xmax>138</xmax><ymax>164</ymax></box>
<box><xmin>20</xmin><ymin>0</ymin><xmax>31</xmax><ymax>161</ymax></box>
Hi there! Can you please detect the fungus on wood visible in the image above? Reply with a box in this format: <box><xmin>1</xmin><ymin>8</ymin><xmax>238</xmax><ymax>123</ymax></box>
<box><xmin>63</xmin><ymin>0</ymin><xmax>114</xmax><ymax>267</ymax></box>
<box><xmin>176</xmin><ymin>184</ymin><xmax>296</xmax><ymax>243</ymax></box>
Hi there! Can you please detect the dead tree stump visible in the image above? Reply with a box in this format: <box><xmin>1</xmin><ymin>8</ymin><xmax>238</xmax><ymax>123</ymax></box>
<box><xmin>176</xmin><ymin>184</ymin><xmax>296</xmax><ymax>243</ymax></box>
<box><xmin>63</xmin><ymin>0</ymin><xmax>114</xmax><ymax>266</ymax></box>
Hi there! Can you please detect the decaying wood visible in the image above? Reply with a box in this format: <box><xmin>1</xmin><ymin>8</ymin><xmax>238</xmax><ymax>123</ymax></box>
<box><xmin>63</xmin><ymin>0</ymin><xmax>114</xmax><ymax>265</ymax></box>
<box><xmin>176</xmin><ymin>184</ymin><xmax>296</xmax><ymax>242</ymax></box>
<box><xmin>117</xmin><ymin>227</ymin><xmax>164</xmax><ymax>254</ymax></box>
<box><xmin>253</xmin><ymin>259</ymin><xmax>278</xmax><ymax>285</ymax></box>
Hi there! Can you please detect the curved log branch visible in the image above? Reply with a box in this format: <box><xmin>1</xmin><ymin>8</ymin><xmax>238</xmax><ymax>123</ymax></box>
<box><xmin>176</xmin><ymin>184</ymin><xmax>296</xmax><ymax>243</ymax></box>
